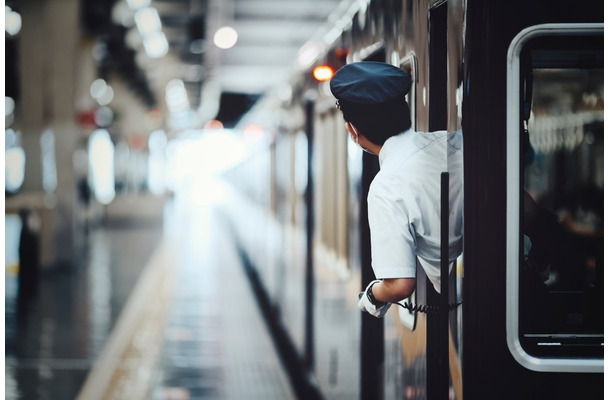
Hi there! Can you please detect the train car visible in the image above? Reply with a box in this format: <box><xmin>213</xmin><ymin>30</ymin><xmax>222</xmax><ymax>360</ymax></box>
<box><xmin>225</xmin><ymin>0</ymin><xmax>603</xmax><ymax>399</ymax></box>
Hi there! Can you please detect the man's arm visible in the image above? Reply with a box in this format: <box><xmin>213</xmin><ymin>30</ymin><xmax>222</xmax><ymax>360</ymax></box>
<box><xmin>372</xmin><ymin>278</ymin><xmax>416</xmax><ymax>303</ymax></box>
<box><xmin>358</xmin><ymin>278</ymin><xmax>416</xmax><ymax>318</ymax></box>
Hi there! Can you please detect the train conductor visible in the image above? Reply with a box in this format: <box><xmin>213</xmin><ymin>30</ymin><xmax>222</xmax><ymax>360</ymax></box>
<box><xmin>330</xmin><ymin>61</ymin><xmax>463</xmax><ymax>318</ymax></box>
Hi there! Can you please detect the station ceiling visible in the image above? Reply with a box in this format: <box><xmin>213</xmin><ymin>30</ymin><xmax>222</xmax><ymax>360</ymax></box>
<box><xmin>81</xmin><ymin>0</ymin><xmax>342</xmax><ymax>127</ymax></box>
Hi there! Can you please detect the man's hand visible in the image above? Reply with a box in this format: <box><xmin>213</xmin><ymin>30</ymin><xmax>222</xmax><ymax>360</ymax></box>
<box><xmin>358</xmin><ymin>280</ymin><xmax>390</xmax><ymax>318</ymax></box>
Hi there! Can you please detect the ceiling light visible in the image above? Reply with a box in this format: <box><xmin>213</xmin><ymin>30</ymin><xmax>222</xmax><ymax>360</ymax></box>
<box><xmin>5</xmin><ymin>97</ymin><xmax>15</xmax><ymax>117</ymax></box>
<box><xmin>5</xmin><ymin>7</ymin><xmax>22</xmax><ymax>36</ymax></box>
<box><xmin>135</xmin><ymin>7</ymin><xmax>161</xmax><ymax>35</ymax></box>
<box><xmin>296</xmin><ymin>41</ymin><xmax>325</xmax><ymax>70</ymax></box>
<box><xmin>90</xmin><ymin>79</ymin><xmax>108</xmax><ymax>99</ymax></box>
<box><xmin>97</xmin><ymin>86</ymin><xmax>115</xmax><ymax>106</ymax></box>
<box><xmin>126</xmin><ymin>0</ymin><xmax>151</xmax><ymax>10</ymax></box>
<box><xmin>111</xmin><ymin>1</ymin><xmax>135</xmax><ymax>27</ymax></box>
<box><xmin>143</xmin><ymin>31</ymin><xmax>168</xmax><ymax>58</ymax></box>
<box><xmin>165</xmin><ymin>79</ymin><xmax>190</xmax><ymax>114</ymax></box>
<box><xmin>213</xmin><ymin>27</ymin><xmax>238</xmax><ymax>50</ymax></box>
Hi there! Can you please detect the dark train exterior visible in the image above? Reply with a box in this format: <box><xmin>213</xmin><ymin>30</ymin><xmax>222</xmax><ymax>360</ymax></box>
<box><xmin>225</xmin><ymin>0</ymin><xmax>604</xmax><ymax>399</ymax></box>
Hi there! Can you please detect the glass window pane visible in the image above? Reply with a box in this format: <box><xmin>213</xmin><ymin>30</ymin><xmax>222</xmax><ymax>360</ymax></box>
<box><xmin>520</xmin><ymin>63</ymin><xmax>603</xmax><ymax>358</ymax></box>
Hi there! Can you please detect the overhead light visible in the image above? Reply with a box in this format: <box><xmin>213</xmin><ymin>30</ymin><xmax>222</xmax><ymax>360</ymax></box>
<box><xmin>88</xmin><ymin>129</ymin><xmax>116</xmax><ymax>205</ymax></box>
<box><xmin>90</xmin><ymin>79</ymin><xmax>115</xmax><ymax>105</ymax></box>
<box><xmin>97</xmin><ymin>86</ymin><xmax>115</xmax><ymax>106</ymax></box>
<box><xmin>5</xmin><ymin>146</ymin><xmax>26</xmax><ymax>194</ymax></box>
<box><xmin>165</xmin><ymin>79</ymin><xmax>190</xmax><ymax>114</ymax></box>
<box><xmin>111</xmin><ymin>1</ymin><xmax>135</xmax><ymax>27</ymax></box>
<box><xmin>126</xmin><ymin>0</ymin><xmax>151</xmax><ymax>10</ymax></box>
<box><xmin>213</xmin><ymin>26</ymin><xmax>238</xmax><ymax>49</ymax></box>
<box><xmin>5</xmin><ymin>6</ymin><xmax>22</xmax><ymax>36</ymax></box>
<box><xmin>143</xmin><ymin>31</ymin><xmax>168</xmax><ymax>58</ymax></box>
<box><xmin>5</xmin><ymin>97</ymin><xmax>15</xmax><ymax>117</ymax></box>
<box><xmin>296</xmin><ymin>41</ymin><xmax>325</xmax><ymax>70</ymax></box>
<box><xmin>135</xmin><ymin>7</ymin><xmax>161</xmax><ymax>35</ymax></box>
<box><xmin>312</xmin><ymin>65</ymin><xmax>334</xmax><ymax>82</ymax></box>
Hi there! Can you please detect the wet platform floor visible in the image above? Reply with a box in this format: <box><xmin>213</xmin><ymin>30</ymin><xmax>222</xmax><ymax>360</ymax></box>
<box><xmin>5</xmin><ymin>180</ymin><xmax>297</xmax><ymax>400</ymax></box>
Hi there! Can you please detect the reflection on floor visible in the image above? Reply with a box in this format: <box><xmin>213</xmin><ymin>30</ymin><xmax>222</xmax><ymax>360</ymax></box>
<box><xmin>5</xmin><ymin>179</ymin><xmax>296</xmax><ymax>400</ymax></box>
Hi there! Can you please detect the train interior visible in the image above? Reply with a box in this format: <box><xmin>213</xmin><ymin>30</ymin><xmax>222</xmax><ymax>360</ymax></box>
<box><xmin>517</xmin><ymin>35</ymin><xmax>604</xmax><ymax>358</ymax></box>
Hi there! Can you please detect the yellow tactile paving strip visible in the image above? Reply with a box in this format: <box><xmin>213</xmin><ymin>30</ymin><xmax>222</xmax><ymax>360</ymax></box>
<box><xmin>76</xmin><ymin>240</ymin><xmax>176</xmax><ymax>400</ymax></box>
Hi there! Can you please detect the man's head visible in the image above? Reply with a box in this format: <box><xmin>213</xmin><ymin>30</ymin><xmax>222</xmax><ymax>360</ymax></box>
<box><xmin>330</xmin><ymin>61</ymin><xmax>412</xmax><ymax>146</ymax></box>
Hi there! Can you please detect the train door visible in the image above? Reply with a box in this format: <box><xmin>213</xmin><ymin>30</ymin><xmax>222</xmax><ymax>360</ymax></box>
<box><xmin>505</xmin><ymin>23</ymin><xmax>603</xmax><ymax>391</ymax></box>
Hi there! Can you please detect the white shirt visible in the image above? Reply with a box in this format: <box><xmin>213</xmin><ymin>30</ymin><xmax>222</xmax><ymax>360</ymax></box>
<box><xmin>368</xmin><ymin>129</ymin><xmax>463</xmax><ymax>293</ymax></box>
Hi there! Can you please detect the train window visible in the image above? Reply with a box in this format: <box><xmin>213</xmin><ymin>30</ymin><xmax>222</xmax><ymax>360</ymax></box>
<box><xmin>313</xmin><ymin>108</ymin><xmax>350</xmax><ymax>273</ymax></box>
<box><xmin>506</xmin><ymin>24</ymin><xmax>603</xmax><ymax>372</ymax></box>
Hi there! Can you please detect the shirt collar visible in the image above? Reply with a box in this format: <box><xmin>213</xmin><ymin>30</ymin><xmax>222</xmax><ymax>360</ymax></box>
<box><xmin>379</xmin><ymin>129</ymin><xmax>411</xmax><ymax>168</ymax></box>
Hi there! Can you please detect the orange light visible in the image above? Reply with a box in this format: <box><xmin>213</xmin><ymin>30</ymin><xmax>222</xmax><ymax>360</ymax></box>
<box><xmin>204</xmin><ymin>119</ymin><xmax>224</xmax><ymax>130</ymax></box>
<box><xmin>243</xmin><ymin>124</ymin><xmax>265</xmax><ymax>141</ymax></box>
<box><xmin>313</xmin><ymin>65</ymin><xmax>334</xmax><ymax>82</ymax></box>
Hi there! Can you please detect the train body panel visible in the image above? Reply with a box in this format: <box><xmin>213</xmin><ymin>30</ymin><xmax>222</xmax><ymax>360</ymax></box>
<box><xmin>227</xmin><ymin>0</ymin><xmax>604</xmax><ymax>398</ymax></box>
<box><xmin>461</xmin><ymin>0</ymin><xmax>603</xmax><ymax>398</ymax></box>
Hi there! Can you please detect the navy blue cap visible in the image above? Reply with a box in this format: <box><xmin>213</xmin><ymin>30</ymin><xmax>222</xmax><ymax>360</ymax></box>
<box><xmin>330</xmin><ymin>61</ymin><xmax>412</xmax><ymax>105</ymax></box>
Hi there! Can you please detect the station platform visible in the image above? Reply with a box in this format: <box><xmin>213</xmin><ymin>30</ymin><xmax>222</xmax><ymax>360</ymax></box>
<box><xmin>5</xmin><ymin>179</ymin><xmax>297</xmax><ymax>400</ymax></box>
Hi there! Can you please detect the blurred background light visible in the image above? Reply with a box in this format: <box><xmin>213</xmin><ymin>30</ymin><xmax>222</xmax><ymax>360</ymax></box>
<box><xmin>88</xmin><ymin>129</ymin><xmax>116</xmax><ymax>205</ymax></box>
<box><xmin>5</xmin><ymin>146</ymin><xmax>26</xmax><ymax>194</ymax></box>
<box><xmin>40</xmin><ymin>129</ymin><xmax>58</xmax><ymax>193</ymax></box>
<box><xmin>5</xmin><ymin>96</ymin><xmax>16</xmax><ymax>116</ymax></box>
<box><xmin>166</xmin><ymin>129</ymin><xmax>247</xmax><ymax>195</ymax></box>
<box><xmin>147</xmin><ymin>130</ymin><xmax>167</xmax><ymax>195</ymax></box>
<box><xmin>189</xmin><ymin>39</ymin><xmax>206</xmax><ymax>54</ymax></box>
<box><xmin>90</xmin><ymin>79</ymin><xmax>108</xmax><ymax>99</ymax></box>
<box><xmin>98</xmin><ymin>86</ymin><xmax>115</xmax><ymax>106</ymax></box>
<box><xmin>213</xmin><ymin>26</ymin><xmax>238</xmax><ymax>49</ymax></box>
<box><xmin>90</xmin><ymin>79</ymin><xmax>115</xmax><ymax>106</ymax></box>
<box><xmin>165</xmin><ymin>79</ymin><xmax>190</xmax><ymax>114</ymax></box>
<box><xmin>296</xmin><ymin>41</ymin><xmax>324</xmax><ymax>70</ymax></box>
<box><xmin>243</xmin><ymin>124</ymin><xmax>265</xmax><ymax>142</ymax></box>
<box><xmin>143</xmin><ymin>31</ymin><xmax>168</xmax><ymax>58</ymax></box>
<box><xmin>313</xmin><ymin>65</ymin><xmax>334</xmax><ymax>82</ymax></box>
<box><xmin>5</xmin><ymin>6</ymin><xmax>22</xmax><ymax>36</ymax></box>
<box><xmin>111</xmin><ymin>1</ymin><xmax>135</xmax><ymax>27</ymax></box>
<box><xmin>204</xmin><ymin>119</ymin><xmax>224</xmax><ymax>130</ymax></box>
<box><xmin>135</xmin><ymin>7</ymin><xmax>161</xmax><ymax>35</ymax></box>
<box><xmin>5</xmin><ymin>128</ymin><xmax>18</xmax><ymax>148</ymax></box>
<box><xmin>5</xmin><ymin>127</ymin><xmax>26</xmax><ymax>194</ymax></box>
<box><xmin>148</xmin><ymin>129</ymin><xmax>167</xmax><ymax>152</ymax></box>
<box><xmin>126</xmin><ymin>0</ymin><xmax>151</xmax><ymax>10</ymax></box>
<box><xmin>6</xmin><ymin>96</ymin><xmax>16</xmax><ymax>127</ymax></box>
<box><xmin>94</xmin><ymin>106</ymin><xmax>115</xmax><ymax>127</ymax></box>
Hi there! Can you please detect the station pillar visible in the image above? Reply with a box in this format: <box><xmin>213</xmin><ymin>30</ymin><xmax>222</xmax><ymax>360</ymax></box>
<box><xmin>12</xmin><ymin>0</ymin><xmax>83</xmax><ymax>270</ymax></box>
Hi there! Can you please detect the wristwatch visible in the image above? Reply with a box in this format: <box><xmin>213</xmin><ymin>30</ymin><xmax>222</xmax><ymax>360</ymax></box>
<box><xmin>366</xmin><ymin>282</ymin><xmax>386</xmax><ymax>308</ymax></box>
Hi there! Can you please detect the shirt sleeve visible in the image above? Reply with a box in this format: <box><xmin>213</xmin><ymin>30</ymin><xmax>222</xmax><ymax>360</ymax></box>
<box><xmin>367</xmin><ymin>187</ymin><xmax>417</xmax><ymax>279</ymax></box>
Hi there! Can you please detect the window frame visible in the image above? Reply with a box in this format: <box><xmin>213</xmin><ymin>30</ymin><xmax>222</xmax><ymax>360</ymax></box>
<box><xmin>399</xmin><ymin>53</ymin><xmax>417</xmax><ymax>133</ymax></box>
<box><xmin>505</xmin><ymin>23</ymin><xmax>604</xmax><ymax>373</ymax></box>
